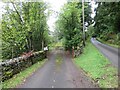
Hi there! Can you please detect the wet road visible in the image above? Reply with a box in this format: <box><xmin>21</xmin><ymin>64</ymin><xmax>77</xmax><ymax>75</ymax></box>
<box><xmin>91</xmin><ymin>38</ymin><xmax>120</xmax><ymax>69</ymax></box>
<box><xmin>18</xmin><ymin>49</ymin><xmax>97</xmax><ymax>88</ymax></box>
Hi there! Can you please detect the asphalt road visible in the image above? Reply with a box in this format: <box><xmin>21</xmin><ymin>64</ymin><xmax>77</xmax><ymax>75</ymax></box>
<box><xmin>18</xmin><ymin>49</ymin><xmax>98</xmax><ymax>88</ymax></box>
<box><xmin>91</xmin><ymin>38</ymin><xmax>120</xmax><ymax>69</ymax></box>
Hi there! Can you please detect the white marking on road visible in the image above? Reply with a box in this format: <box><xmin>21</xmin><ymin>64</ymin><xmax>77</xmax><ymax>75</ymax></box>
<box><xmin>53</xmin><ymin>80</ymin><xmax>55</xmax><ymax>82</ymax></box>
<box><xmin>52</xmin><ymin>86</ymin><xmax>54</xmax><ymax>88</ymax></box>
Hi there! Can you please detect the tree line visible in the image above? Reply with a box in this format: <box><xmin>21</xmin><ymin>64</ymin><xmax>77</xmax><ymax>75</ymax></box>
<box><xmin>94</xmin><ymin>2</ymin><xmax>120</xmax><ymax>45</ymax></box>
<box><xmin>2</xmin><ymin>2</ymin><xmax>50</xmax><ymax>60</ymax></box>
<box><xmin>56</xmin><ymin>1</ymin><xmax>120</xmax><ymax>52</ymax></box>
<box><xmin>2</xmin><ymin>1</ymin><xmax>119</xmax><ymax>60</ymax></box>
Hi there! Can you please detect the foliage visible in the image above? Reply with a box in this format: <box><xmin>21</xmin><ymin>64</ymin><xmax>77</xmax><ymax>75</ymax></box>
<box><xmin>55</xmin><ymin>2</ymin><xmax>92</xmax><ymax>52</ymax></box>
<box><xmin>94</xmin><ymin>2</ymin><xmax>120</xmax><ymax>45</ymax></box>
<box><xmin>87</xmin><ymin>25</ymin><xmax>95</xmax><ymax>36</ymax></box>
<box><xmin>2</xmin><ymin>2</ymin><xmax>50</xmax><ymax>60</ymax></box>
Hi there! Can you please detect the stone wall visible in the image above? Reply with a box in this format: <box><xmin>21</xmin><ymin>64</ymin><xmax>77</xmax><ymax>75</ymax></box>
<box><xmin>1</xmin><ymin>51</ymin><xmax>46</xmax><ymax>82</ymax></box>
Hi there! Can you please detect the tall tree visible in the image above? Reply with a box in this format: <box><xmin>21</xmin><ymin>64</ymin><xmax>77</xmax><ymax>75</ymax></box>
<box><xmin>94</xmin><ymin>2</ymin><xmax>120</xmax><ymax>45</ymax></box>
<box><xmin>2</xmin><ymin>2</ymin><xmax>50</xmax><ymax>60</ymax></box>
<box><xmin>55</xmin><ymin>2</ymin><xmax>82</xmax><ymax>52</ymax></box>
<box><xmin>55</xmin><ymin>1</ymin><xmax>92</xmax><ymax>51</ymax></box>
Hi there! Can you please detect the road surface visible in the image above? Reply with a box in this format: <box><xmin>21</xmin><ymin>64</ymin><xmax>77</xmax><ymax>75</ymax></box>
<box><xmin>91</xmin><ymin>38</ymin><xmax>120</xmax><ymax>69</ymax></box>
<box><xmin>17</xmin><ymin>49</ymin><xmax>98</xmax><ymax>88</ymax></box>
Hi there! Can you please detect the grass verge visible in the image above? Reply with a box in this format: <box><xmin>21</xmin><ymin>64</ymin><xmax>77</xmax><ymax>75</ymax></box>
<box><xmin>97</xmin><ymin>38</ymin><xmax>120</xmax><ymax>48</ymax></box>
<box><xmin>2</xmin><ymin>59</ymin><xmax>47</xmax><ymax>88</ymax></box>
<box><xmin>74</xmin><ymin>41</ymin><xmax>118</xmax><ymax>88</ymax></box>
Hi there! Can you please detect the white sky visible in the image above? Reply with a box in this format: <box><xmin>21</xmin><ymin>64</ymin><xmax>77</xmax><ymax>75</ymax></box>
<box><xmin>91</xmin><ymin>1</ymin><xmax>98</xmax><ymax>18</ymax></box>
<box><xmin>44</xmin><ymin>0</ymin><xmax>67</xmax><ymax>32</ymax></box>
<box><xmin>0</xmin><ymin>1</ymin><xmax>5</xmax><ymax>19</ymax></box>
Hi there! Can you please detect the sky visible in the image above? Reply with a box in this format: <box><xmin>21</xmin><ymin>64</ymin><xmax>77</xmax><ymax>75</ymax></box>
<box><xmin>44</xmin><ymin>0</ymin><xmax>67</xmax><ymax>32</ymax></box>
<box><xmin>91</xmin><ymin>1</ymin><xmax>98</xmax><ymax>18</ymax></box>
<box><xmin>0</xmin><ymin>1</ymin><xmax>5</xmax><ymax>20</ymax></box>
<box><xmin>0</xmin><ymin>0</ymin><xmax>97</xmax><ymax>31</ymax></box>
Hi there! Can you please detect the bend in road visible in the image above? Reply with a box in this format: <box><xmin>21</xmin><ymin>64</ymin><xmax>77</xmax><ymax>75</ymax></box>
<box><xmin>91</xmin><ymin>38</ymin><xmax>120</xmax><ymax>69</ymax></box>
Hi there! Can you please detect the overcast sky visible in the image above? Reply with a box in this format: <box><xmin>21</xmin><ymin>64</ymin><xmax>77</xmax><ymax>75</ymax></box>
<box><xmin>0</xmin><ymin>1</ymin><xmax>5</xmax><ymax>19</ymax></box>
<box><xmin>44</xmin><ymin>0</ymin><xmax>67</xmax><ymax>32</ymax></box>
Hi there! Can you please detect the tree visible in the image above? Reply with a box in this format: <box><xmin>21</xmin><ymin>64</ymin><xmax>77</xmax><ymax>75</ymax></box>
<box><xmin>94</xmin><ymin>2</ymin><xmax>120</xmax><ymax>45</ymax></box>
<box><xmin>55</xmin><ymin>1</ymin><xmax>92</xmax><ymax>52</ymax></box>
<box><xmin>2</xmin><ymin>2</ymin><xmax>50</xmax><ymax>60</ymax></box>
<box><xmin>55</xmin><ymin>2</ymin><xmax>82</xmax><ymax>52</ymax></box>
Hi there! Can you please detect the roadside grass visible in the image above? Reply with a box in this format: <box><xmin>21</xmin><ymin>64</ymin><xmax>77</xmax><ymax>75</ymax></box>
<box><xmin>97</xmin><ymin>38</ymin><xmax>120</xmax><ymax>48</ymax></box>
<box><xmin>2</xmin><ymin>59</ymin><xmax>47</xmax><ymax>88</ymax></box>
<box><xmin>74</xmin><ymin>41</ymin><xmax>118</xmax><ymax>88</ymax></box>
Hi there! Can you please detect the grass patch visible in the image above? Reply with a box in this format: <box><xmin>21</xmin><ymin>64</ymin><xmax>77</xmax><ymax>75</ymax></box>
<box><xmin>55</xmin><ymin>55</ymin><xmax>63</xmax><ymax>72</ymax></box>
<box><xmin>74</xmin><ymin>41</ymin><xmax>118</xmax><ymax>88</ymax></box>
<box><xmin>97</xmin><ymin>38</ymin><xmax>120</xmax><ymax>48</ymax></box>
<box><xmin>56</xmin><ymin>55</ymin><xmax>63</xmax><ymax>65</ymax></box>
<box><xmin>2</xmin><ymin>59</ymin><xmax>47</xmax><ymax>88</ymax></box>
